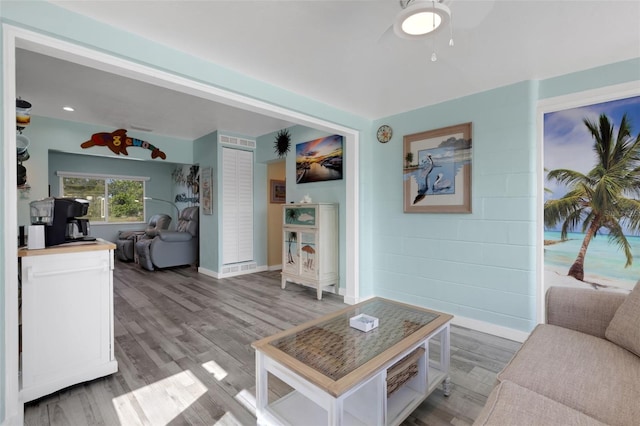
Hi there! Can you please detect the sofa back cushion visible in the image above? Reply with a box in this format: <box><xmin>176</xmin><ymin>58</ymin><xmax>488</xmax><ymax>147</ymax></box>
<box><xmin>606</xmin><ymin>282</ymin><xmax>640</xmax><ymax>357</ymax></box>
<box><xmin>546</xmin><ymin>286</ymin><xmax>626</xmax><ymax>338</ymax></box>
<box><xmin>176</xmin><ymin>206</ymin><xmax>199</xmax><ymax>237</ymax></box>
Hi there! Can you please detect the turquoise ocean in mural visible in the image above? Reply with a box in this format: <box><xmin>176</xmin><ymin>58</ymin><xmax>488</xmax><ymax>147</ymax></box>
<box><xmin>544</xmin><ymin>231</ymin><xmax>640</xmax><ymax>289</ymax></box>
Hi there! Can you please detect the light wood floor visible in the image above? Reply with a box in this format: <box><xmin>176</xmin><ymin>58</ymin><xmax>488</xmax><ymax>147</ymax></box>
<box><xmin>24</xmin><ymin>260</ymin><xmax>521</xmax><ymax>425</ymax></box>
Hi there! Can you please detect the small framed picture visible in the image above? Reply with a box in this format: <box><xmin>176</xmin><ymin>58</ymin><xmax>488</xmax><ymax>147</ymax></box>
<box><xmin>270</xmin><ymin>179</ymin><xmax>286</xmax><ymax>204</ymax></box>
<box><xmin>201</xmin><ymin>167</ymin><xmax>213</xmax><ymax>215</ymax></box>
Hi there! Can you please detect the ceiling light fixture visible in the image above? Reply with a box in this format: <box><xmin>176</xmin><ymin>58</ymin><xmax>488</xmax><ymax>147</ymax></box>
<box><xmin>62</xmin><ymin>106</ymin><xmax>74</xmax><ymax>112</ymax></box>
<box><xmin>394</xmin><ymin>0</ymin><xmax>451</xmax><ymax>40</ymax></box>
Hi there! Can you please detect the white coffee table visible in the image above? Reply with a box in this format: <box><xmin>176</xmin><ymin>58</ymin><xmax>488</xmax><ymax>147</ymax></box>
<box><xmin>252</xmin><ymin>297</ymin><xmax>453</xmax><ymax>426</ymax></box>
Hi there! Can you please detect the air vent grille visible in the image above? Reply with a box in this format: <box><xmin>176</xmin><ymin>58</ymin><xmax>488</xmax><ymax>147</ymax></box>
<box><xmin>221</xmin><ymin>261</ymin><xmax>257</xmax><ymax>277</ymax></box>
<box><xmin>219</xmin><ymin>134</ymin><xmax>256</xmax><ymax>149</ymax></box>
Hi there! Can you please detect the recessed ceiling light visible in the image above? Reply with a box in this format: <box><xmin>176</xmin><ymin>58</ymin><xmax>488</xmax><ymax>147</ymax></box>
<box><xmin>62</xmin><ymin>106</ymin><xmax>75</xmax><ymax>112</ymax></box>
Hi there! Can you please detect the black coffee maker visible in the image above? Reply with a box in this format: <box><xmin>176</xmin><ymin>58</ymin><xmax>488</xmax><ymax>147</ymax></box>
<box><xmin>30</xmin><ymin>198</ymin><xmax>94</xmax><ymax>246</ymax></box>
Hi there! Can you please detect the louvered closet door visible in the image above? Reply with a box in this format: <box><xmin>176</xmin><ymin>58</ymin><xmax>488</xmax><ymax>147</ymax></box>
<box><xmin>222</xmin><ymin>147</ymin><xmax>254</xmax><ymax>264</ymax></box>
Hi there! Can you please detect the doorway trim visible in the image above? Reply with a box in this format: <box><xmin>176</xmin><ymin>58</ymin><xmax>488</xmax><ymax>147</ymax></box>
<box><xmin>2</xmin><ymin>24</ymin><xmax>360</xmax><ymax>423</ymax></box>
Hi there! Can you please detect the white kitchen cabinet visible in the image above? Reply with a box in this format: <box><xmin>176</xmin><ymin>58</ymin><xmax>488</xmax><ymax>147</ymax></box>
<box><xmin>19</xmin><ymin>240</ymin><xmax>118</xmax><ymax>402</ymax></box>
<box><xmin>281</xmin><ymin>203</ymin><xmax>338</xmax><ymax>300</ymax></box>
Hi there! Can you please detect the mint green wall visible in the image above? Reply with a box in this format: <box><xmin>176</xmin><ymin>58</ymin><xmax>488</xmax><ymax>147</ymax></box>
<box><xmin>193</xmin><ymin>131</ymin><xmax>218</xmax><ymax>272</ymax></box>
<box><xmin>1</xmin><ymin>0</ymin><xmax>638</xmax><ymax>422</ymax></box>
<box><xmin>47</xmin><ymin>150</ymin><xmax>178</xmax><ymax>242</ymax></box>
<box><xmin>17</xmin><ymin>116</ymin><xmax>191</xmax><ymax>229</ymax></box>
<box><xmin>254</xmin><ymin>154</ymin><xmax>269</xmax><ymax>269</ymax></box>
<box><xmin>372</xmin><ymin>81</ymin><xmax>538</xmax><ymax>332</ymax></box>
<box><xmin>539</xmin><ymin>58</ymin><xmax>640</xmax><ymax>100</ymax></box>
<box><xmin>358</xmin><ymin>128</ymin><xmax>375</xmax><ymax>300</ymax></box>
<box><xmin>371</xmin><ymin>59</ymin><xmax>639</xmax><ymax>333</ymax></box>
<box><xmin>256</xmin><ymin>125</ymin><xmax>348</xmax><ymax>290</ymax></box>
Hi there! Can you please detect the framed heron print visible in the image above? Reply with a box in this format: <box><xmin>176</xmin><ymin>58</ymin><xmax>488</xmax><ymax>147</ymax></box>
<box><xmin>403</xmin><ymin>122</ymin><xmax>472</xmax><ymax>213</ymax></box>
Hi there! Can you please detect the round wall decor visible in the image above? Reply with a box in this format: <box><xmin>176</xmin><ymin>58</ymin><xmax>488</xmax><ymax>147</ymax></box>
<box><xmin>377</xmin><ymin>125</ymin><xmax>393</xmax><ymax>143</ymax></box>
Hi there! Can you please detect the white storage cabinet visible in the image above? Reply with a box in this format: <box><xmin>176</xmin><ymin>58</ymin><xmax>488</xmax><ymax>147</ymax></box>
<box><xmin>19</xmin><ymin>242</ymin><xmax>118</xmax><ymax>402</ymax></box>
<box><xmin>281</xmin><ymin>203</ymin><xmax>338</xmax><ymax>300</ymax></box>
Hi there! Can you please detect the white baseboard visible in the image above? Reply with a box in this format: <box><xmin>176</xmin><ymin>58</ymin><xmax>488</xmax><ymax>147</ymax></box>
<box><xmin>451</xmin><ymin>315</ymin><xmax>530</xmax><ymax>343</ymax></box>
<box><xmin>343</xmin><ymin>292</ymin><xmax>375</xmax><ymax>305</ymax></box>
<box><xmin>341</xmin><ymin>295</ymin><xmax>528</xmax><ymax>344</ymax></box>
<box><xmin>268</xmin><ymin>264</ymin><xmax>282</xmax><ymax>272</ymax></box>
<box><xmin>197</xmin><ymin>266</ymin><xmax>219</xmax><ymax>279</ymax></box>
<box><xmin>1</xmin><ymin>411</ymin><xmax>23</xmax><ymax>426</ymax></box>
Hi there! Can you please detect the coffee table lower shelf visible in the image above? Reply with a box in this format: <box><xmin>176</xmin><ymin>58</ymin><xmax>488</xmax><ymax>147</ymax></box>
<box><xmin>265</xmin><ymin>387</ymin><xmax>431</xmax><ymax>426</ymax></box>
<box><xmin>260</xmin><ymin>361</ymin><xmax>448</xmax><ymax>426</ymax></box>
<box><xmin>267</xmin><ymin>391</ymin><xmax>369</xmax><ymax>426</ymax></box>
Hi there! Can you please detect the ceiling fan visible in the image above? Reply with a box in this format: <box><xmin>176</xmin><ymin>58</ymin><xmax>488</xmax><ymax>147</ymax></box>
<box><xmin>380</xmin><ymin>0</ymin><xmax>495</xmax><ymax>62</ymax></box>
<box><xmin>377</xmin><ymin>0</ymin><xmax>454</xmax><ymax>62</ymax></box>
<box><xmin>394</xmin><ymin>0</ymin><xmax>452</xmax><ymax>41</ymax></box>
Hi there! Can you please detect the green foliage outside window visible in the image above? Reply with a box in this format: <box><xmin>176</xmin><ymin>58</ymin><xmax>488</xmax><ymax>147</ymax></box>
<box><xmin>108</xmin><ymin>179</ymin><xmax>144</xmax><ymax>222</ymax></box>
<box><xmin>62</xmin><ymin>176</ymin><xmax>144</xmax><ymax>223</ymax></box>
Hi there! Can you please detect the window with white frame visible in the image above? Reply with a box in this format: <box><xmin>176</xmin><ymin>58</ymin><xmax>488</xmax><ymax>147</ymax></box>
<box><xmin>58</xmin><ymin>172</ymin><xmax>148</xmax><ymax>224</ymax></box>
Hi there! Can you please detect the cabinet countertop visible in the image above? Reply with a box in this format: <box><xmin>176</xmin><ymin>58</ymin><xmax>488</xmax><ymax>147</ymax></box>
<box><xmin>18</xmin><ymin>238</ymin><xmax>115</xmax><ymax>257</ymax></box>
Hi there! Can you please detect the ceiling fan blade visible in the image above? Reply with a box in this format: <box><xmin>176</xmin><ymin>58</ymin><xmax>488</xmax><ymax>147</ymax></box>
<box><xmin>448</xmin><ymin>0</ymin><xmax>495</xmax><ymax>29</ymax></box>
<box><xmin>377</xmin><ymin>23</ymin><xmax>395</xmax><ymax>45</ymax></box>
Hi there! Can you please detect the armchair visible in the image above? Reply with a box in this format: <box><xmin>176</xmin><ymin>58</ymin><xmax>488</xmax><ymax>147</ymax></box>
<box><xmin>115</xmin><ymin>214</ymin><xmax>171</xmax><ymax>261</ymax></box>
<box><xmin>136</xmin><ymin>206</ymin><xmax>199</xmax><ymax>271</ymax></box>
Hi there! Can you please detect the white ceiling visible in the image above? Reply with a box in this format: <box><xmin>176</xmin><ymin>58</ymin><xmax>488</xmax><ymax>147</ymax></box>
<box><xmin>15</xmin><ymin>49</ymin><xmax>296</xmax><ymax>141</ymax></box>
<box><xmin>18</xmin><ymin>0</ymin><xmax>640</xmax><ymax>141</ymax></box>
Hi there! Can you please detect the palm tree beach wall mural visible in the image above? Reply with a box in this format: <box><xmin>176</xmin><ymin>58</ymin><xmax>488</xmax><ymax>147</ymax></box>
<box><xmin>544</xmin><ymin>95</ymin><xmax>640</xmax><ymax>292</ymax></box>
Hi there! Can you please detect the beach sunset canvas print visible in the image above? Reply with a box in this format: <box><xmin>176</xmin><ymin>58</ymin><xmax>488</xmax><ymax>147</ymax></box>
<box><xmin>544</xmin><ymin>95</ymin><xmax>640</xmax><ymax>293</ymax></box>
<box><xmin>295</xmin><ymin>135</ymin><xmax>343</xmax><ymax>184</ymax></box>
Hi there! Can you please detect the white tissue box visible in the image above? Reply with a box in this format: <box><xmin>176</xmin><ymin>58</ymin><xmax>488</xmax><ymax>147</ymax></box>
<box><xmin>349</xmin><ymin>314</ymin><xmax>379</xmax><ymax>332</ymax></box>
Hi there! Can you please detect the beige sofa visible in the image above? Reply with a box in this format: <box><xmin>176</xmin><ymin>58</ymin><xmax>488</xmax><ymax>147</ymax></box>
<box><xmin>474</xmin><ymin>284</ymin><xmax>640</xmax><ymax>426</ymax></box>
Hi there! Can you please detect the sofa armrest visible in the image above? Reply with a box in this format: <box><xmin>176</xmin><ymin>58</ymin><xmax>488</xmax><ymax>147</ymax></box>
<box><xmin>546</xmin><ymin>286</ymin><xmax>626</xmax><ymax>338</ymax></box>
<box><xmin>157</xmin><ymin>231</ymin><xmax>193</xmax><ymax>242</ymax></box>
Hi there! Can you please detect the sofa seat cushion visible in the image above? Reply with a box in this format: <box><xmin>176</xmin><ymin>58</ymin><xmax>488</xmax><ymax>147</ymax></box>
<box><xmin>498</xmin><ymin>324</ymin><xmax>640</xmax><ymax>426</ymax></box>
<box><xmin>474</xmin><ymin>380</ymin><xmax>606</xmax><ymax>426</ymax></box>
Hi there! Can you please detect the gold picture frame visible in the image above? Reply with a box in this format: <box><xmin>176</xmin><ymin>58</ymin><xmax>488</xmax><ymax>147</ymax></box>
<box><xmin>403</xmin><ymin>122</ymin><xmax>472</xmax><ymax>213</ymax></box>
<box><xmin>270</xmin><ymin>179</ymin><xmax>286</xmax><ymax>204</ymax></box>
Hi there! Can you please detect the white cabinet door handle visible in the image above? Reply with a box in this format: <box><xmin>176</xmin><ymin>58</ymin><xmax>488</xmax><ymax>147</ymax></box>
<box><xmin>31</xmin><ymin>264</ymin><xmax>106</xmax><ymax>278</ymax></box>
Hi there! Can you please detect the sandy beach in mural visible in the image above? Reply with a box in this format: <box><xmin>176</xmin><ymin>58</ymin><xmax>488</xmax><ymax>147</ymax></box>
<box><xmin>544</xmin><ymin>264</ymin><xmax>634</xmax><ymax>293</ymax></box>
<box><xmin>544</xmin><ymin>236</ymin><xmax>637</xmax><ymax>293</ymax></box>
